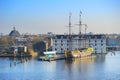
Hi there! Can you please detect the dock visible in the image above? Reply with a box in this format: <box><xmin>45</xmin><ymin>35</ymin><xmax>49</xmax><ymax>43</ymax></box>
<box><xmin>38</xmin><ymin>54</ymin><xmax>65</xmax><ymax>61</ymax></box>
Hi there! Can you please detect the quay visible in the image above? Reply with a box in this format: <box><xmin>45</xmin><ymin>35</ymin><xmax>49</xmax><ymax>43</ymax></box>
<box><xmin>0</xmin><ymin>54</ymin><xmax>32</xmax><ymax>57</ymax></box>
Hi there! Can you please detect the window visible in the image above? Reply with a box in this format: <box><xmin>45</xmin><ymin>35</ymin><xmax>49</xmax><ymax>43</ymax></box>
<box><xmin>101</xmin><ymin>40</ymin><xmax>103</xmax><ymax>42</ymax></box>
<box><xmin>95</xmin><ymin>40</ymin><xmax>97</xmax><ymax>42</ymax></box>
<box><xmin>95</xmin><ymin>44</ymin><xmax>97</xmax><ymax>46</ymax></box>
<box><xmin>55</xmin><ymin>40</ymin><xmax>57</xmax><ymax>42</ymax></box>
<box><xmin>61</xmin><ymin>48</ymin><xmax>63</xmax><ymax>50</ymax></box>
<box><xmin>67</xmin><ymin>40</ymin><xmax>69</xmax><ymax>42</ymax></box>
<box><xmin>55</xmin><ymin>48</ymin><xmax>57</xmax><ymax>50</ymax></box>
<box><xmin>101</xmin><ymin>44</ymin><xmax>103</xmax><ymax>46</ymax></box>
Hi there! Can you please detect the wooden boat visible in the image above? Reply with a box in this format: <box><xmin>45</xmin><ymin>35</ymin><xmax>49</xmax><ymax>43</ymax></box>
<box><xmin>64</xmin><ymin>12</ymin><xmax>94</xmax><ymax>58</ymax></box>
<box><xmin>64</xmin><ymin>47</ymin><xmax>94</xmax><ymax>58</ymax></box>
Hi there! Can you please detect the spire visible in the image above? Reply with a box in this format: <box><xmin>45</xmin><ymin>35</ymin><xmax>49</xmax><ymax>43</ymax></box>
<box><xmin>13</xmin><ymin>26</ymin><xmax>16</xmax><ymax>31</ymax></box>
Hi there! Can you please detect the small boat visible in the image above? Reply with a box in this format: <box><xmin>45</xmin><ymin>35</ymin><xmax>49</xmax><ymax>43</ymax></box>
<box><xmin>43</xmin><ymin>51</ymin><xmax>56</xmax><ymax>58</ymax></box>
<box><xmin>39</xmin><ymin>51</ymin><xmax>57</xmax><ymax>61</ymax></box>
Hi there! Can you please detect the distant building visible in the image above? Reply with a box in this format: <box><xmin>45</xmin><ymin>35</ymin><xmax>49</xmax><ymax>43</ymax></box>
<box><xmin>9</xmin><ymin>27</ymin><xmax>20</xmax><ymax>37</ymax></box>
<box><xmin>0</xmin><ymin>46</ymin><xmax>6</xmax><ymax>53</ymax></box>
<box><xmin>9</xmin><ymin>45</ymin><xmax>27</xmax><ymax>54</ymax></box>
<box><xmin>15</xmin><ymin>37</ymin><xmax>33</xmax><ymax>43</ymax></box>
<box><xmin>51</xmin><ymin>34</ymin><xmax>106</xmax><ymax>54</ymax></box>
<box><xmin>106</xmin><ymin>34</ymin><xmax>120</xmax><ymax>51</ymax></box>
<box><xmin>116</xmin><ymin>36</ymin><xmax>120</xmax><ymax>46</ymax></box>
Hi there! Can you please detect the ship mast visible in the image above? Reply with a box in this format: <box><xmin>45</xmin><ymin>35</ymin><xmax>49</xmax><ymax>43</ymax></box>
<box><xmin>69</xmin><ymin>12</ymin><xmax>72</xmax><ymax>37</ymax></box>
<box><xmin>68</xmin><ymin>12</ymin><xmax>72</xmax><ymax>51</ymax></box>
<box><xmin>79</xmin><ymin>11</ymin><xmax>82</xmax><ymax>35</ymax></box>
<box><xmin>76</xmin><ymin>11</ymin><xmax>87</xmax><ymax>48</ymax></box>
<box><xmin>77</xmin><ymin>11</ymin><xmax>82</xmax><ymax>49</ymax></box>
<box><xmin>85</xmin><ymin>24</ymin><xmax>88</xmax><ymax>48</ymax></box>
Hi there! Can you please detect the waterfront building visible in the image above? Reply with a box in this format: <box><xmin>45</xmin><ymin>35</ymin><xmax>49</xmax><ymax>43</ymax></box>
<box><xmin>9</xmin><ymin>45</ymin><xmax>27</xmax><ymax>54</ymax></box>
<box><xmin>51</xmin><ymin>34</ymin><xmax>106</xmax><ymax>54</ymax></box>
<box><xmin>87</xmin><ymin>34</ymin><xmax>106</xmax><ymax>53</ymax></box>
<box><xmin>106</xmin><ymin>34</ymin><xmax>120</xmax><ymax>51</ymax></box>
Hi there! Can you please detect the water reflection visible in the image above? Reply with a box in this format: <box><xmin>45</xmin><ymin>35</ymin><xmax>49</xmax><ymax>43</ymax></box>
<box><xmin>64</xmin><ymin>56</ymin><xmax>96</xmax><ymax>80</ymax></box>
<box><xmin>63</xmin><ymin>52</ymin><xmax>120</xmax><ymax>80</ymax></box>
<box><xmin>0</xmin><ymin>52</ymin><xmax>120</xmax><ymax>80</ymax></box>
<box><xmin>94</xmin><ymin>54</ymin><xmax>106</xmax><ymax>63</ymax></box>
<box><xmin>9</xmin><ymin>57</ymin><xmax>32</xmax><ymax>68</ymax></box>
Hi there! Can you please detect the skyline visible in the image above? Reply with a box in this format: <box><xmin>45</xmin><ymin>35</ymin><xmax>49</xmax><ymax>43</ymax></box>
<box><xmin>0</xmin><ymin>0</ymin><xmax>120</xmax><ymax>35</ymax></box>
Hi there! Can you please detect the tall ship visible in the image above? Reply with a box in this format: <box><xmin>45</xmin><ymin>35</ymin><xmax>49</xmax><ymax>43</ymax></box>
<box><xmin>64</xmin><ymin>12</ymin><xmax>94</xmax><ymax>58</ymax></box>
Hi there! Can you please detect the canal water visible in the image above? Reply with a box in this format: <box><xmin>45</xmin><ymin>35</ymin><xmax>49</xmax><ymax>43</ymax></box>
<box><xmin>0</xmin><ymin>51</ymin><xmax>120</xmax><ymax>80</ymax></box>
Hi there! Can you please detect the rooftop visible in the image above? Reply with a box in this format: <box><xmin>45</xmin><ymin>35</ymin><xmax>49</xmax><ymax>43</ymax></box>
<box><xmin>9</xmin><ymin>27</ymin><xmax>20</xmax><ymax>37</ymax></box>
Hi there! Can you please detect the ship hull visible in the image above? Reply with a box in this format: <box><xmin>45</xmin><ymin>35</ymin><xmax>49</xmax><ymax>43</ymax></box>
<box><xmin>64</xmin><ymin>47</ymin><xmax>94</xmax><ymax>58</ymax></box>
<box><xmin>43</xmin><ymin>51</ymin><xmax>56</xmax><ymax>55</ymax></box>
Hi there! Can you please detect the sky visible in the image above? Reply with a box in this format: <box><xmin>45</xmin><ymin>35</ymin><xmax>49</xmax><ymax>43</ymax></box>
<box><xmin>0</xmin><ymin>0</ymin><xmax>120</xmax><ymax>35</ymax></box>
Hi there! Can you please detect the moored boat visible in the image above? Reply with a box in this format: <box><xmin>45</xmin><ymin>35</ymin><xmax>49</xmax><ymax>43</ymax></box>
<box><xmin>43</xmin><ymin>51</ymin><xmax>56</xmax><ymax>57</ymax></box>
<box><xmin>39</xmin><ymin>51</ymin><xmax>57</xmax><ymax>61</ymax></box>
<box><xmin>64</xmin><ymin>11</ymin><xmax>94</xmax><ymax>58</ymax></box>
<box><xmin>64</xmin><ymin>47</ymin><xmax>94</xmax><ymax>58</ymax></box>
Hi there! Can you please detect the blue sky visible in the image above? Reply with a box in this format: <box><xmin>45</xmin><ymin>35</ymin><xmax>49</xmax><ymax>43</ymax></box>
<box><xmin>0</xmin><ymin>0</ymin><xmax>120</xmax><ymax>35</ymax></box>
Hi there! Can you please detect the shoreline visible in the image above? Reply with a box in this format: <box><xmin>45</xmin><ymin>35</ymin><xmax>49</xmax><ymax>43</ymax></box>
<box><xmin>0</xmin><ymin>54</ymin><xmax>32</xmax><ymax>57</ymax></box>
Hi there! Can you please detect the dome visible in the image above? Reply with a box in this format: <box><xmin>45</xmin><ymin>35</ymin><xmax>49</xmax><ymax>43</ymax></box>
<box><xmin>9</xmin><ymin>27</ymin><xmax>20</xmax><ymax>37</ymax></box>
